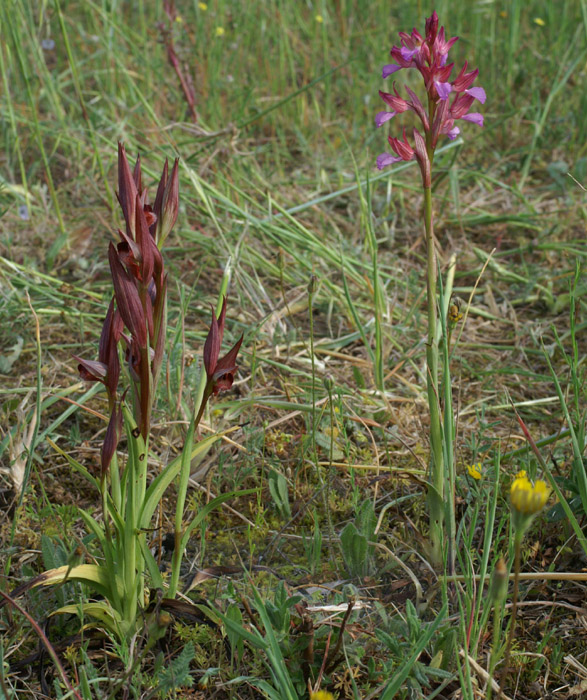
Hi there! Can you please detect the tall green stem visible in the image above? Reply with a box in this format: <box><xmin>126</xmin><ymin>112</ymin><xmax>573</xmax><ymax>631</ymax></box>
<box><xmin>424</xmin><ymin>183</ymin><xmax>445</xmax><ymax>566</ymax></box>
<box><xmin>168</xmin><ymin>383</ymin><xmax>212</xmax><ymax>598</ymax></box>
<box><xmin>500</xmin><ymin>534</ymin><xmax>522</xmax><ymax>696</ymax></box>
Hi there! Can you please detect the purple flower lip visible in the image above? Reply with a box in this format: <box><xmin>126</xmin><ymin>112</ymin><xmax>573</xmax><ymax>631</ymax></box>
<box><xmin>465</xmin><ymin>86</ymin><xmax>486</xmax><ymax>103</ymax></box>
<box><xmin>375</xmin><ymin>111</ymin><xmax>396</xmax><ymax>128</ymax></box>
<box><xmin>400</xmin><ymin>46</ymin><xmax>419</xmax><ymax>61</ymax></box>
<box><xmin>376</xmin><ymin>153</ymin><xmax>402</xmax><ymax>170</ymax></box>
<box><xmin>382</xmin><ymin>64</ymin><xmax>401</xmax><ymax>78</ymax></box>
<box><xmin>462</xmin><ymin>112</ymin><xmax>483</xmax><ymax>126</ymax></box>
<box><xmin>435</xmin><ymin>81</ymin><xmax>452</xmax><ymax>100</ymax></box>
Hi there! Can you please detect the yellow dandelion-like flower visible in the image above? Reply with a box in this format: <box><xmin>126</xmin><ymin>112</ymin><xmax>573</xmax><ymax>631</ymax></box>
<box><xmin>467</xmin><ymin>463</ymin><xmax>482</xmax><ymax>480</ymax></box>
<box><xmin>510</xmin><ymin>476</ymin><xmax>550</xmax><ymax>517</ymax></box>
<box><xmin>198</xmin><ymin>2</ymin><xmax>208</xmax><ymax>9</ymax></box>
<box><xmin>175</xmin><ymin>14</ymin><xmax>183</xmax><ymax>23</ymax></box>
<box><xmin>315</xmin><ymin>14</ymin><xmax>324</xmax><ymax>23</ymax></box>
<box><xmin>310</xmin><ymin>692</ymin><xmax>334</xmax><ymax>700</ymax></box>
<box><xmin>515</xmin><ymin>469</ymin><xmax>527</xmax><ymax>479</ymax></box>
<box><xmin>533</xmin><ymin>17</ymin><xmax>545</xmax><ymax>26</ymax></box>
<box><xmin>215</xmin><ymin>26</ymin><xmax>225</xmax><ymax>36</ymax></box>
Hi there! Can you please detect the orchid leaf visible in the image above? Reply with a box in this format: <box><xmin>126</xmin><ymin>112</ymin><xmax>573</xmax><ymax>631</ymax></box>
<box><xmin>139</xmin><ymin>537</ymin><xmax>164</xmax><ymax>590</ymax></box>
<box><xmin>51</xmin><ymin>601</ymin><xmax>122</xmax><ymax>636</ymax></box>
<box><xmin>32</xmin><ymin>564</ymin><xmax>114</xmax><ymax>600</ymax></box>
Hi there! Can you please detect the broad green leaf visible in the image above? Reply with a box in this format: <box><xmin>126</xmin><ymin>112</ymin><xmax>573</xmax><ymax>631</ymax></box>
<box><xmin>51</xmin><ymin>601</ymin><xmax>122</xmax><ymax>636</ymax></box>
<box><xmin>218</xmin><ymin>611</ymin><xmax>268</xmax><ymax>651</ymax></box>
<box><xmin>138</xmin><ymin>537</ymin><xmax>164</xmax><ymax>590</ymax></box>
<box><xmin>33</xmin><ymin>564</ymin><xmax>113</xmax><ymax>599</ymax></box>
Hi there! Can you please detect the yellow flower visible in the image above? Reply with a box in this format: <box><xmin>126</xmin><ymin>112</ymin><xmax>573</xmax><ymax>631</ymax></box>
<box><xmin>467</xmin><ymin>463</ymin><xmax>482</xmax><ymax>480</ymax></box>
<box><xmin>215</xmin><ymin>26</ymin><xmax>225</xmax><ymax>36</ymax></box>
<box><xmin>310</xmin><ymin>692</ymin><xmax>334</xmax><ymax>700</ymax></box>
<box><xmin>510</xmin><ymin>476</ymin><xmax>550</xmax><ymax>516</ymax></box>
<box><xmin>448</xmin><ymin>297</ymin><xmax>464</xmax><ymax>324</ymax></box>
<box><xmin>315</xmin><ymin>14</ymin><xmax>324</xmax><ymax>23</ymax></box>
<box><xmin>515</xmin><ymin>469</ymin><xmax>527</xmax><ymax>479</ymax></box>
<box><xmin>175</xmin><ymin>14</ymin><xmax>183</xmax><ymax>23</ymax></box>
<box><xmin>533</xmin><ymin>17</ymin><xmax>545</xmax><ymax>26</ymax></box>
<box><xmin>198</xmin><ymin>2</ymin><xmax>207</xmax><ymax>9</ymax></box>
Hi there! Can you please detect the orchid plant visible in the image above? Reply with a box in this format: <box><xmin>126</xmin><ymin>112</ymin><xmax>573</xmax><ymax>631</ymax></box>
<box><xmin>376</xmin><ymin>12</ymin><xmax>485</xmax><ymax>566</ymax></box>
<box><xmin>32</xmin><ymin>145</ymin><xmax>243</xmax><ymax>640</ymax></box>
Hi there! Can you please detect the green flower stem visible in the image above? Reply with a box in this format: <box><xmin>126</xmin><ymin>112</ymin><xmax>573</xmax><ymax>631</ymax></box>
<box><xmin>120</xmin><ymin>406</ymin><xmax>149</xmax><ymax>631</ymax></box>
<box><xmin>123</xmin><ymin>441</ymin><xmax>138</xmax><ymax>627</ymax></box>
<box><xmin>169</xmin><ymin>277</ymin><xmax>231</xmax><ymax>598</ymax></box>
<box><xmin>486</xmin><ymin>599</ymin><xmax>504</xmax><ymax>700</ymax></box>
<box><xmin>439</xmin><ymin>256</ymin><xmax>457</xmax><ymax>574</ymax></box>
<box><xmin>168</xmin><ymin>382</ymin><xmax>212</xmax><ymax>598</ymax></box>
<box><xmin>500</xmin><ymin>533</ymin><xmax>522</xmax><ymax>695</ymax></box>
<box><xmin>136</xmin><ymin>434</ymin><xmax>148</xmax><ymax>613</ymax></box>
<box><xmin>100</xmin><ymin>477</ymin><xmax>122</xmax><ymax>615</ymax></box>
<box><xmin>424</xmin><ymin>182</ymin><xmax>445</xmax><ymax>566</ymax></box>
<box><xmin>109</xmin><ymin>451</ymin><xmax>122</xmax><ymax>514</ymax></box>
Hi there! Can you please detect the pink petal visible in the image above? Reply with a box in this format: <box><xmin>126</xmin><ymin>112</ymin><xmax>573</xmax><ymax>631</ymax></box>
<box><xmin>375</xmin><ymin>111</ymin><xmax>396</xmax><ymax>128</ymax></box>
<box><xmin>376</xmin><ymin>153</ymin><xmax>402</xmax><ymax>170</ymax></box>
<box><xmin>466</xmin><ymin>87</ymin><xmax>486</xmax><ymax>104</ymax></box>
<box><xmin>382</xmin><ymin>64</ymin><xmax>401</xmax><ymax>78</ymax></box>
<box><xmin>462</xmin><ymin>112</ymin><xmax>484</xmax><ymax>126</ymax></box>
<box><xmin>435</xmin><ymin>81</ymin><xmax>452</xmax><ymax>100</ymax></box>
<box><xmin>400</xmin><ymin>46</ymin><xmax>418</xmax><ymax>61</ymax></box>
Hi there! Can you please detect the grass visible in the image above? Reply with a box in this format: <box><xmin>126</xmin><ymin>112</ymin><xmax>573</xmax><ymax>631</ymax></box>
<box><xmin>1</xmin><ymin>0</ymin><xmax>586</xmax><ymax>698</ymax></box>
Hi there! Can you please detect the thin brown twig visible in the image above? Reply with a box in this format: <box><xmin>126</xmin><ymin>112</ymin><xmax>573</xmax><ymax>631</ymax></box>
<box><xmin>324</xmin><ymin>598</ymin><xmax>355</xmax><ymax>673</ymax></box>
<box><xmin>311</xmin><ymin>627</ymin><xmax>333</xmax><ymax>695</ymax></box>
<box><xmin>0</xmin><ymin>589</ymin><xmax>82</xmax><ymax>700</ymax></box>
<box><xmin>161</xmin><ymin>1</ymin><xmax>198</xmax><ymax>124</ymax></box>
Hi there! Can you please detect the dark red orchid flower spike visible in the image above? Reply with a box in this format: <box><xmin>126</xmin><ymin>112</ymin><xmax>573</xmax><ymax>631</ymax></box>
<box><xmin>203</xmin><ymin>297</ymin><xmax>243</xmax><ymax>397</ymax></box>
<box><xmin>76</xmin><ymin>143</ymin><xmax>180</xmax><ymax>467</ymax></box>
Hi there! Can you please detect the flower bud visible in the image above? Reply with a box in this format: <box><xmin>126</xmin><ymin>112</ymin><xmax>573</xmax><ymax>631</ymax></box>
<box><xmin>489</xmin><ymin>557</ymin><xmax>508</xmax><ymax>604</ymax></box>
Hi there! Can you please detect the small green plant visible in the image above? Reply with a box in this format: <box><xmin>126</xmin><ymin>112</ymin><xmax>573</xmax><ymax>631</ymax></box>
<box><xmin>375</xmin><ymin>599</ymin><xmax>450</xmax><ymax>698</ymax></box>
<box><xmin>268</xmin><ymin>464</ymin><xmax>292</xmax><ymax>519</ymax></box>
<box><xmin>302</xmin><ymin>509</ymin><xmax>323</xmax><ymax>576</ymax></box>
<box><xmin>340</xmin><ymin>499</ymin><xmax>376</xmax><ymax>578</ymax></box>
<box><xmin>218</xmin><ymin>582</ymin><xmax>302</xmax><ymax>700</ymax></box>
